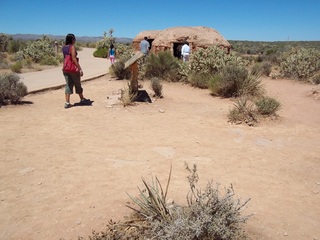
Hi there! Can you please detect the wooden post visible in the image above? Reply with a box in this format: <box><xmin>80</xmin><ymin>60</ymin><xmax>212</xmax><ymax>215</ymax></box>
<box><xmin>130</xmin><ymin>62</ymin><xmax>139</xmax><ymax>93</ymax></box>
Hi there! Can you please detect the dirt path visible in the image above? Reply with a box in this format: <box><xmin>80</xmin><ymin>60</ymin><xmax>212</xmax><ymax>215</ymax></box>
<box><xmin>0</xmin><ymin>75</ymin><xmax>319</xmax><ymax>240</ymax></box>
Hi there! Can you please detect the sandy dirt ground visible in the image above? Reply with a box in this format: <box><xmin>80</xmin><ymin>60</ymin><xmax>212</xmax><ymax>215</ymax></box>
<box><xmin>0</xmin><ymin>74</ymin><xmax>320</xmax><ymax>240</ymax></box>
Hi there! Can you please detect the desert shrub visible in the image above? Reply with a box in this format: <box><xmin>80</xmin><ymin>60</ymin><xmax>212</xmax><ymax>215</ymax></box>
<box><xmin>239</xmin><ymin>70</ymin><xmax>264</xmax><ymax>97</ymax></box>
<box><xmin>120</xmin><ymin>82</ymin><xmax>137</xmax><ymax>106</ymax></box>
<box><xmin>82</xmin><ymin>164</ymin><xmax>251</xmax><ymax>240</ymax></box>
<box><xmin>189</xmin><ymin>46</ymin><xmax>247</xmax><ymax>75</ymax></box>
<box><xmin>11</xmin><ymin>50</ymin><xmax>24</xmax><ymax>62</ymax></box>
<box><xmin>217</xmin><ymin>64</ymin><xmax>263</xmax><ymax>98</ymax></box>
<box><xmin>228</xmin><ymin>97</ymin><xmax>257</xmax><ymax>126</ymax></box>
<box><xmin>112</xmin><ymin>60</ymin><xmax>131</xmax><ymax>80</ymax></box>
<box><xmin>93</xmin><ymin>47</ymin><xmax>107</xmax><ymax>58</ymax></box>
<box><xmin>255</xmin><ymin>96</ymin><xmax>281</xmax><ymax>116</ymax></box>
<box><xmin>111</xmin><ymin>47</ymin><xmax>134</xmax><ymax>80</ymax></box>
<box><xmin>144</xmin><ymin>51</ymin><xmax>181</xmax><ymax>81</ymax></box>
<box><xmin>280</xmin><ymin>48</ymin><xmax>320</xmax><ymax>80</ymax></box>
<box><xmin>252</xmin><ymin>61</ymin><xmax>272</xmax><ymax>76</ymax></box>
<box><xmin>23</xmin><ymin>36</ymin><xmax>55</xmax><ymax>63</ymax></box>
<box><xmin>311</xmin><ymin>73</ymin><xmax>320</xmax><ymax>85</ymax></box>
<box><xmin>188</xmin><ymin>71</ymin><xmax>215</xmax><ymax>89</ymax></box>
<box><xmin>10</xmin><ymin>61</ymin><xmax>23</xmax><ymax>73</ymax></box>
<box><xmin>208</xmin><ymin>74</ymin><xmax>221</xmax><ymax>96</ymax></box>
<box><xmin>150</xmin><ymin>77</ymin><xmax>163</xmax><ymax>98</ymax></box>
<box><xmin>0</xmin><ymin>53</ymin><xmax>9</xmax><ymax>69</ymax></box>
<box><xmin>39</xmin><ymin>55</ymin><xmax>59</xmax><ymax>66</ymax></box>
<box><xmin>0</xmin><ymin>73</ymin><xmax>28</xmax><ymax>105</ymax></box>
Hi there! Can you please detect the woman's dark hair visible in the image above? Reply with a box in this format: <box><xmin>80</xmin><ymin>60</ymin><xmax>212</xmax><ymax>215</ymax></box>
<box><xmin>65</xmin><ymin>33</ymin><xmax>75</xmax><ymax>45</ymax></box>
<box><xmin>110</xmin><ymin>44</ymin><xmax>114</xmax><ymax>49</ymax></box>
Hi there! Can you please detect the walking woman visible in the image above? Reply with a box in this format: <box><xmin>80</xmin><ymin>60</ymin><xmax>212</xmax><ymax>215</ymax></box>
<box><xmin>62</xmin><ymin>33</ymin><xmax>89</xmax><ymax>109</ymax></box>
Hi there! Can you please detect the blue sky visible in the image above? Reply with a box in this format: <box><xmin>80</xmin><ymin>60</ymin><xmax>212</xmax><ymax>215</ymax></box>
<box><xmin>1</xmin><ymin>0</ymin><xmax>319</xmax><ymax>41</ymax></box>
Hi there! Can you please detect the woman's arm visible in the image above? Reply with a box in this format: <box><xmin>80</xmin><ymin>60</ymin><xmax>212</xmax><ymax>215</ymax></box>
<box><xmin>71</xmin><ymin>45</ymin><xmax>83</xmax><ymax>75</ymax></box>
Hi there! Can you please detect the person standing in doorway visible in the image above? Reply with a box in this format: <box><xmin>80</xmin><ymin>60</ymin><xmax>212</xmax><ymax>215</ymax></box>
<box><xmin>181</xmin><ymin>41</ymin><xmax>191</xmax><ymax>62</ymax></box>
<box><xmin>140</xmin><ymin>36</ymin><xmax>150</xmax><ymax>55</ymax></box>
<box><xmin>62</xmin><ymin>33</ymin><xmax>90</xmax><ymax>109</ymax></box>
<box><xmin>108</xmin><ymin>43</ymin><xmax>116</xmax><ymax>64</ymax></box>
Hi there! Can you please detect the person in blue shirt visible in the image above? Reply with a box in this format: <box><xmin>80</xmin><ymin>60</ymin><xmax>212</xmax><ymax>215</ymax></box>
<box><xmin>139</xmin><ymin>36</ymin><xmax>150</xmax><ymax>55</ymax></box>
<box><xmin>108</xmin><ymin>44</ymin><xmax>116</xmax><ymax>64</ymax></box>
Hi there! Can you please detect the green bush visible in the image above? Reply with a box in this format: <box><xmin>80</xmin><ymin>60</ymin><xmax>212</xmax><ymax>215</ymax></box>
<box><xmin>188</xmin><ymin>71</ymin><xmax>215</xmax><ymax>89</ymax></box>
<box><xmin>112</xmin><ymin>60</ymin><xmax>131</xmax><ymax>80</ymax></box>
<box><xmin>10</xmin><ymin>61</ymin><xmax>23</xmax><ymax>73</ymax></box>
<box><xmin>39</xmin><ymin>55</ymin><xmax>59</xmax><ymax>66</ymax></box>
<box><xmin>255</xmin><ymin>96</ymin><xmax>281</xmax><ymax>115</ymax></box>
<box><xmin>0</xmin><ymin>73</ymin><xmax>28</xmax><ymax>105</ymax></box>
<box><xmin>208</xmin><ymin>74</ymin><xmax>221</xmax><ymax>96</ymax></box>
<box><xmin>217</xmin><ymin>64</ymin><xmax>263</xmax><ymax>98</ymax></box>
<box><xmin>93</xmin><ymin>47</ymin><xmax>107</xmax><ymax>58</ymax></box>
<box><xmin>252</xmin><ymin>62</ymin><xmax>272</xmax><ymax>77</ymax></box>
<box><xmin>144</xmin><ymin>51</ymin><xmax>181</xmax><ymax>81</ymax></box>
<box><xmin>213</xmin><ymin>66</ymin><xmax>242</xmax><ymax>97</ymax></box>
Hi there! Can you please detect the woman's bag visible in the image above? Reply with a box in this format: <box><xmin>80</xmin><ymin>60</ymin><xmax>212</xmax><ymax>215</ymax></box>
<box><xmin>63</xmin><ymin>45</ymin><xmax>79</xmax><ymax>73</ymax></box>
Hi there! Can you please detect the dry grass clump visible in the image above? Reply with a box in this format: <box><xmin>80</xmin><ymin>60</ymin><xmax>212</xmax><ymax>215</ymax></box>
<box><xmin>228</xmin><ymin>96</ymin><xmax>281</xmax><ymax>126</ymax></box>
<box><xmin>120</xmin><ymin>82</ymin><xmax>137</xmax><ymax>107</ymax></box>
<box><xmin>81</xmin><ymin>164</ymin><xmax>251</xmax><ymax>240</ymax></box>
<box><xmin>150</xmin><ymin>77</ymin><xmax>163</xmax><ymax>98</ymax></box>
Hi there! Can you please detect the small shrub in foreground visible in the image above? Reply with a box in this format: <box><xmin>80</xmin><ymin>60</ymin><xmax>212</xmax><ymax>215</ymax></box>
<box><xmin>120</xmin><ymin>82</ymin><xmax>137</xmax><ymax>107</ymax></box>
<box><xmin>150</xmin><ymin>77</ymin><xmax>163</xmax><ymax>98</ymax></box>
<box><xmin>255</xmin><ymin>96</ymin><xmax>281</xmax><ymax>116</ymax></box>
<box><xmin>228</xmin><ymin>97</ymin><xmax>258</xmax><ymax>126</ymax></box>
<box><xmin>82</xmin><ymin>164</ymin><xmax>251</xmax><ymax>240</ymax></box>
<box><xmin>0</xmin><ymin>73</ymin><xmax>28</xmax><ymax>105</ymax></box>
<box><xmin>10</xmin><ymin>61</ymin><xmax>23</xmax><ymax>73</ymax></box>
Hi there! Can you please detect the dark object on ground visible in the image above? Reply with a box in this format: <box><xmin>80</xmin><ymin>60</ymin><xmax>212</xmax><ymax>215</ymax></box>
<box><xmin>135</xmin><ymin>90</ymin><xmax>152</xmax><ymax>103</ymax></box>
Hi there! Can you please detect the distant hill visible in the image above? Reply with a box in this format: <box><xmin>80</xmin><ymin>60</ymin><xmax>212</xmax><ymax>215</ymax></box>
<box><xmin>8</xmin><ymin>34</ymin><xmax>132</xmax><ymax>44</ymax></box>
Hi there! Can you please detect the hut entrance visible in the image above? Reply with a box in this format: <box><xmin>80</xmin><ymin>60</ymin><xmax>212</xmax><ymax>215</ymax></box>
<box><xmin>173</xmin><ymin>42</ymin><xmax>183</xmax><ymax>59</ymax></box>
<box><xmin>147</xmin><ymin>39</ymin><xmax>154</xmax><ymax>51</ymax></box>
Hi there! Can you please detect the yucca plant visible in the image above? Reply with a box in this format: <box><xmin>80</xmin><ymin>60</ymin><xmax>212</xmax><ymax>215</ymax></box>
<box><xmin>126</xmin><ymin>166</ymin><xmax>172</xmax><ymax>222</ymax></box>
<box><xmin>239</xmin><ymin>70</ymin><xmax>264</xmax><ymax>97</ymax></box>
<box><xmin>228</xmin><ymin>97</ymin><xmax>257</xmax><ymax>126</ymax></box>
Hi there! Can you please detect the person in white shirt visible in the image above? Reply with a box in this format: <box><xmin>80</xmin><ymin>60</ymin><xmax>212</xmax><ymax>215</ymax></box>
<box><xmin>181</xmin><ymin>41</ymin><xmax>190</xmax><ymax>62</ymax></box>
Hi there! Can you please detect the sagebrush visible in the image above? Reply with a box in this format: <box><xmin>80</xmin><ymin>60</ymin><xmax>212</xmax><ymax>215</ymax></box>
<box><xmin>0</xmin><ymin>73</ymin><xmax>28</xmax><ymax>105</ymax></box>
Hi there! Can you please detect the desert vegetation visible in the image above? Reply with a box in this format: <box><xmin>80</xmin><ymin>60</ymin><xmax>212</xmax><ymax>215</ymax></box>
<box><xmin>80</xmin><ymin>164</ymin><xmax>251</xmax><ymax>240</ymax></box>
<box><xmin>1</xmin><ymin>33</ymin><xmax>319</xmax><ymax>239</ymax></box>
<box><xmin>0</xmin><ymin>73</ymin><xmax>28</xmax><ymax>106</ymax></box>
